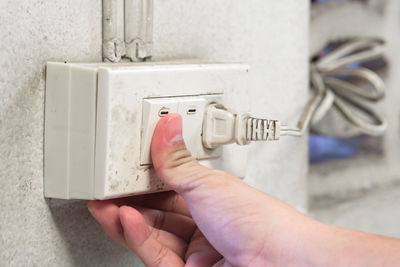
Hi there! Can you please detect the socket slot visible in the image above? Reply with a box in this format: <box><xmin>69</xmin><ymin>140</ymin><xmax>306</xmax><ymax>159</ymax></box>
<box><xmin>187</xmin><ymin>107</ymin><xmax>197</xmax><ymax>115</ymax></box>
<box><xmin>140</xmin><ymin>95</ymin><xmax>223</xmax><ymax>166</ymax></box>
<box><xmin>158</xmin><ymin>108</ymin><xmax>170</xmax><ymax>117</ymax></box>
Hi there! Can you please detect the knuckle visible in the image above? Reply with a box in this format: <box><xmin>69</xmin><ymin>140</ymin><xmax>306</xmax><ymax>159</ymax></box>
<box><xmin>176</xmin><ymin>169</ymin><xmax>233</xmax><ymax>195</ymax></box>
<box><xmin>168</xmin><ymin>193</ymin><xmax>180</xmax><ymax>213</ymax></box>
<box><xmin>151</xmin><ymin>245</ymin><xmax>170</xmax><ymax>267</ymax></box>
<box><xmin>148</xmin><ymin>225</ymin><xmax>160</xmax><ymax>240</ymax></box>
<box><xmin>152</xmin><ymin>210</ymin><xmax>166</xmax><ymax>230</ymax></box>
<box><xmin>165</xmin><ymin>147</ymin><xmax>196</xmax><ymax>169</ymax></box>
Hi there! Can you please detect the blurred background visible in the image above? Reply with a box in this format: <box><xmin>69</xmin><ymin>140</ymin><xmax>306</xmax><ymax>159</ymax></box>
<box><xmin>308</xmin><ymin>0</ymin><xmax>400</xmax><ymax>239</ymax></box>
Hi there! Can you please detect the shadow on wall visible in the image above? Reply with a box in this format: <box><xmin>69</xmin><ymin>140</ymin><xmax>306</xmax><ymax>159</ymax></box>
<box><xmin>47</xmin><ymin>199</ymin><xmax>143</xmax><ymax>267</ymax></box>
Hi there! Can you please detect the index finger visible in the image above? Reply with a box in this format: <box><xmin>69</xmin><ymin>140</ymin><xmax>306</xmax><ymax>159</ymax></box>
<box><xmin>120</xmin><ymin>191</ymin><xmax>191</xmax><ymax>217</ymax></box>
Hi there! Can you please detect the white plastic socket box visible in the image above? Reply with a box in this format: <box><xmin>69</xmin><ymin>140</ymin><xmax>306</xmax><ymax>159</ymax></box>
<box><xmin>44</xmin><ymin>61</ymin><xmax>250</xmax><ymax>200</ymax></box>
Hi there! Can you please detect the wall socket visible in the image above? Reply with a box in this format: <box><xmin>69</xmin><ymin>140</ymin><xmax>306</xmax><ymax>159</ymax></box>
<box><xmin>140</xmin><ymin>95</ymin><xmax>222</xmax><ymax>166</ymax></box>
<box><xmin>44</xmin><ymin>61</ymin><xmax>250</xmax><ymax>200</ymax></box>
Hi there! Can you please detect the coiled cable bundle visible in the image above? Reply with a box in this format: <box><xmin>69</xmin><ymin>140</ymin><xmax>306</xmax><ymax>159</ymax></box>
<box><xmin>285</xmin><ymin>37</ymin><xmax>387</xmax><ymax>137</ymax></box>
<box><xmin>201</xmin><ymin>38</ymin><xmax>388</xmax><ymax>149</ymax></box>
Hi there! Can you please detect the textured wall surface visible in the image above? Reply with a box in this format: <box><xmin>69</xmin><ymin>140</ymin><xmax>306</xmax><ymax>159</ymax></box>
<box><xmin>0</xmin><ymin>1</ymin><xmax>309</xmax><ymax>266</ymax></box>
<box><xmin>311</xmin><ymin>185</ymin><xmax>400</xmax><ymax>238</ymax></box>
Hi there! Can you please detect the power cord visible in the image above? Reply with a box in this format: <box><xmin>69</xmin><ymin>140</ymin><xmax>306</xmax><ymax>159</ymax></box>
<box><xmin>202</xmin><ymin>38</ymin><xmax>387</xmax><ymax>149</ymax></box>
<box><xmin>307</xmin><ymin>37</ymin><xmax>387</xmax><ymax>137</ymax></box>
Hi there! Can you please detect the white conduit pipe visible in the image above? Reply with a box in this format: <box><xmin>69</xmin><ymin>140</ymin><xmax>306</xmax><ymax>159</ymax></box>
<box><xmin>102</xmin><ymin>0</ymin><xmax>125</xmax><ymax>62</ymax></box>
<box><xmin>102</xmin><ymin>0</ymin><xmax>153</xmax><ymax>62</ymax></box>
<box><xmin>125</xmin><ymin>0</ymin><xmax>153</xmax><ymax>61</ymax></box>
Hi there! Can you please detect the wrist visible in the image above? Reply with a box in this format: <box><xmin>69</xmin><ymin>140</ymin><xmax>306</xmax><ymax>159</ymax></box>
<box><xmin>257</xmin><ymin>210</ymin><xmax>321</xmax><ymax>266</ymax></box>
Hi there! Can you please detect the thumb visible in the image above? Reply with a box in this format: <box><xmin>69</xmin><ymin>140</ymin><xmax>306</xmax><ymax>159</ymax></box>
<box><xmin>151</xmin><ymin>113</ymin><xmax>216</xmax><ymax>194</ymax></box>
<box><xmin>150</xmin><ymin>114</ymin><xmax>279</xmax><ymax>263</ymax></box>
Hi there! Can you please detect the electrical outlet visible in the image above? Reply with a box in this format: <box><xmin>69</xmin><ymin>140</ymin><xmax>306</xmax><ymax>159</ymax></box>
<box><xmin>44</xmin><ymin>61</ymin><xmax>250</xmax><ymax>200</ymax></box>
<box><xmin>140</xmin><ymin>95</ymin><xmax>222</xmax><ymax>166</ymax></box>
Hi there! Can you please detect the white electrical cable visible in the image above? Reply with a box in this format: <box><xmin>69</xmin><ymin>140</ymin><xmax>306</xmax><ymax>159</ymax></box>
<box><xmin>202</xmin><ymin>38</ymin><xmax>388</xmax><ymax>149</ymax></box>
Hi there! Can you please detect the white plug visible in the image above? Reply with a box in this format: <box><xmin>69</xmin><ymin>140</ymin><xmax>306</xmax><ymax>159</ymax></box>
<box><xmin>202</xmin><ymin>104</ymin><xmax>282</xmax><ymax>149</ymax></box>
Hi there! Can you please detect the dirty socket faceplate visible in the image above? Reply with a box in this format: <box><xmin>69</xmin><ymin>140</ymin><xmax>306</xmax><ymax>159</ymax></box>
<box><xmin>44</xmin><ymin>61</ymin><xmax>250</xmax><ymax>200</ymax></box>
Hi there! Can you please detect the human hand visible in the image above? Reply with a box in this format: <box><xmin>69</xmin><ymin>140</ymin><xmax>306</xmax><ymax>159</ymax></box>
<box><xmin>87</xmin><ymin>114</ymin><xmax>313</xmax><ymax>266</ymax></box>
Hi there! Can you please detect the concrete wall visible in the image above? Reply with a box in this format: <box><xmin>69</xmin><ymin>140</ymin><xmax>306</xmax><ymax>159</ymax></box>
<box><xmin>0</xmin><ymin>1</ymin><xmax>309</xmax><ymax>266</ymax></box>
